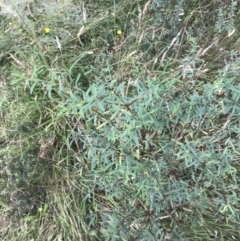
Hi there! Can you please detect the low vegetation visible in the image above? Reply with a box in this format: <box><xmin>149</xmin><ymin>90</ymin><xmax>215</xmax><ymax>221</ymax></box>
<box><xmin>1</xmin><ymin>0</ymin><xmax>240</xmax><ymax>240</ymax></box>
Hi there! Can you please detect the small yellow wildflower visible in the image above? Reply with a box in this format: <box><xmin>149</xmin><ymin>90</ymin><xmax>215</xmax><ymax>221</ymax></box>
<box><xmin>117</xmin><ymin>30</ymin><xmax>122</xmax><ymax>35</ymax></box>
<box><xmin>44</xmin><ymin>27</ymin><xmax>51</xmax><ymax>33</ymax></box>
<box><xmin>9</xmin><ymin>22</ymin><xmax>13</xmax><ymax>26</ymax></box>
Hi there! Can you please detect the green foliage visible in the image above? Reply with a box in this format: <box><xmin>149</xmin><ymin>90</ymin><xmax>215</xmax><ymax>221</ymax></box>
<box><xmin>55</xmin><ymin>70</ymin><xmax>240</xmax><ymax>240</ymax></box>
<box><xmin>1</xmin><ymin>0</ymin><xmax>240</xmax><ymax>240</ymax></box>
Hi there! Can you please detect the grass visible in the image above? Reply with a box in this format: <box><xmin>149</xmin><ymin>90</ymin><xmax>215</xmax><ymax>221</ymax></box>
<box><xmin>1</xmin><ymin>0</ymin><xmax>240</xmax><ymax>240</ymax></box>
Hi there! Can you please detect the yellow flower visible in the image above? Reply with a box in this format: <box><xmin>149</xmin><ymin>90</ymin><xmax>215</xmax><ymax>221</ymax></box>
<box><xmin>44</xmin><ymin>27</ymin><xmax>51</xmax><ymax>33</ymax></box>
<box><xmin>117</xmin><ymin>30</ymin><xmax>122</xmax><ymax>35</ymax></box>
<box><xmin>9</xmin><ymin>22</ymin><xmax>13</xmax><ymax>26</ymax></box>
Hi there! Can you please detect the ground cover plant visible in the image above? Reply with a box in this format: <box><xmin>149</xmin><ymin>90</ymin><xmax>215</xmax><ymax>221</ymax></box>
<box><xmin>1</xmin><ymin>0</ymin><xmax>240</xmax><ymax>240</ymax></box>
